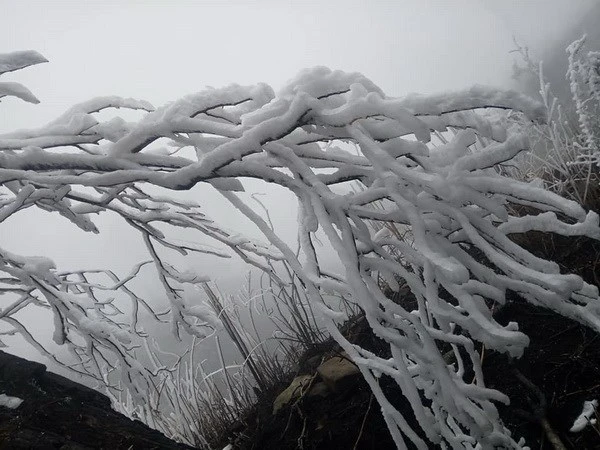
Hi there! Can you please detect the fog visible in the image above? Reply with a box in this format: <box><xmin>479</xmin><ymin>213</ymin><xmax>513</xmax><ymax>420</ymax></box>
<box><xmin>1</xmin><ymin>0</ymin><xmax>597</xmax><ymax>375</ymax></box>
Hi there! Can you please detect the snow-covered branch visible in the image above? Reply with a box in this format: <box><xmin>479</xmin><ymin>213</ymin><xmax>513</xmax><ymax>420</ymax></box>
<box><xmin>2</xmin><ymin>51</ymin><xmax>599</xmax><ymax>449</ymax></box>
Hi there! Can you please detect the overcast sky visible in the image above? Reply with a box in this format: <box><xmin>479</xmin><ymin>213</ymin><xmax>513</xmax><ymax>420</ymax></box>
<box><xmin>2</xmin><ymin>0</ymin><xmax>593</xmax><ymax>131</ymax></box>
<box><xmin>0</xmin><ymin>0</ymin><xmax>596</xmax><ymax>365</ymax></box>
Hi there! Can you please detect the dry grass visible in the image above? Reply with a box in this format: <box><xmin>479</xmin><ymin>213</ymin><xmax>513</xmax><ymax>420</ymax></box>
<box><xmin>137</xmin><ymin>265</ymin><xmax>332</xmax><ymax>448</ymax></box>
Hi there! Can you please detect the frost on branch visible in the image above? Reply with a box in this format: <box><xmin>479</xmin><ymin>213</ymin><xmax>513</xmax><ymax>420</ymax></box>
<box><xmin>2</xmin><ymin>51</ymin><xmax>600</xmax><ymax>449</ymax></box>
<box><xmin>0</xmin><ymin>50</ymin><xmax>47</xmax><ymax>104</ymax></box>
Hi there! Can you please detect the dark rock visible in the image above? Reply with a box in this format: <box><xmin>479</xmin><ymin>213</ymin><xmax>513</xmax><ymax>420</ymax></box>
<box><xmin>273</xmin><ymin>374</ymin><xmax>314</xmax><ymax>414</ymax></box>
<box><xmin>0</xmin><ymin>350</ymin><xmax>193</xmax><ymax>449</ymax></box>
<box><xmin>316</xmin><ymin>352</ymin><xmax>360</xmax><ymax>393</ymax></box>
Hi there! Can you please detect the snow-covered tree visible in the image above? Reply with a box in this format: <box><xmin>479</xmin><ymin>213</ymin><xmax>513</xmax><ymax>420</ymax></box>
<box><xmin>2</xmin><ymin>50</ymin><xmax>600</xmax><ymax>449</ymax></box>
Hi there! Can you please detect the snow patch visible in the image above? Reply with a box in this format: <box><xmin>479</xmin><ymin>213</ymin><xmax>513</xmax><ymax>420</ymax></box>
<box><xmin>570</xmin><ymin>399</ymin><xmax>598</xmax><ymax>432</ymax></box>
<box><xmin>0</xmin><ymin>393</ymin><xmax>23</xmax><ymax>409</ymax></box>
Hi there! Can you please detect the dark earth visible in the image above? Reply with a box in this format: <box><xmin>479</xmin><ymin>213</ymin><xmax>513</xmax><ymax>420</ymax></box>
<box><xmin>0</xmin><ymin>350</ymin><xmax>192</xmax><ymax>449</ymax></box>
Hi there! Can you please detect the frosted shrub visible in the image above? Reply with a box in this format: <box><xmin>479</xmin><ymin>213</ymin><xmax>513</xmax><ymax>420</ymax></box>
<box><xmin>567</xmin><ymin>35</ymin><xmax>600</xmax><ymax>156</ymax></box>
<box><xmin>2</xmin><ymin>51</ymin><xmax>600</xmax><ymax>449</ymax></box>
<box><xmin>511</xmin><ymin>36</ymin><xmax>600</xmax><ymax>206</ymax></box>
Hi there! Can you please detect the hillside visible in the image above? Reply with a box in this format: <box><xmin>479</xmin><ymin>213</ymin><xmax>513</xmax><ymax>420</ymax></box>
<box><xmin>0</xmin><ymin>351</ymin><xmax>191</xmax><ymax>449</ymax></box>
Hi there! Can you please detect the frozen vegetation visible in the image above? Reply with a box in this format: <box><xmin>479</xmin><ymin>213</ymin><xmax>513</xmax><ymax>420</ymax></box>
<box><xmin>569</xmin><ymin>399</ymin><xmax>597</xmax><ymax>433</ymax></box>
<box><xmin>0</xmin><ymin>38</ymin><xmax>600</xmax><ymax>449</ymax></box>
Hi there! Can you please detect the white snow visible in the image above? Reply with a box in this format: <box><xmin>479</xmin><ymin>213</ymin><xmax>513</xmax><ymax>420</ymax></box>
<box><xmin>0</xmin><ymin>393</ymin><xmax>23</xmax><ymax>409</ymax></box>
<box><xmin>0</xmin><ymin>50</ymin><xmax>47</xmax><ymax>75</ymax></box>
<box><xmin>0</xmin><ymin>81</ymin><xmax>40</xmax><ymax>104</ymax></box>
<box><xmin>570</xmin><ymin>399</ymin><xmax>598</xmax><ymax>433</ymax></box>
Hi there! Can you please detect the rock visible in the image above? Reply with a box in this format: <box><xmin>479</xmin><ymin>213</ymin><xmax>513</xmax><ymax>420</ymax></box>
<box><xmin>316</xmin><ymin>352</ymin><xmax>360</xmax><ymax>392</ymax></box>
<box><xmin>306</xmin><ymin>355</ymin><xmax>323</xmax><ymax>370</ymax></box>
<box><xmin>273</xmin><ymin>354</ymin><xmax>363</xmax><ymax>415</ymax></box>
<box><xmin>273</xmin><ymin>375</ymin><xmax>314</xmax><ymax>415</ymax></box>
<box><xmin>307</xmin><ymin>381</ymin><xmax>329</xmax><ymax>398</ymax></box>
<box><xmin>0</xmin><ymin>350</ymin><xmax>191</xmax><ymax>449</ymax></box>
